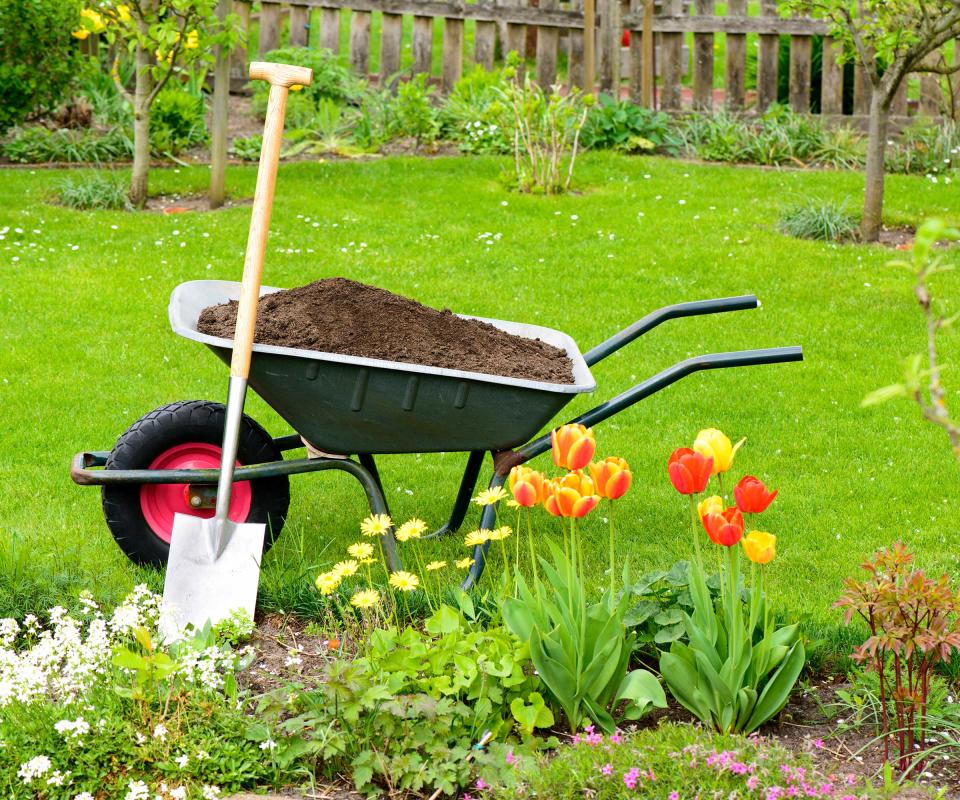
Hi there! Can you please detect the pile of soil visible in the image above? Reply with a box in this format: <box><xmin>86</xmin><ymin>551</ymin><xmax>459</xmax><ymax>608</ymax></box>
<box><xmin>197</xmin><ymin>277</ymin><xmax>575</xmax><ymax>384</ymax></box>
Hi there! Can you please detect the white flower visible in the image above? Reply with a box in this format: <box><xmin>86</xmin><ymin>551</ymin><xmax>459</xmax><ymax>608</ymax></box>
<box><xmin>259</xmin><ymin>738</ymin><xmax>278</xmax><ymax>751</ymax></box>
<box><xmin>195</xmin><ymin>749</ymin><xmax>209</xmax><ymax>761</ymax></box>
<box><xmin>18</xmin><ymin>755</ymin><xmax>52</xmax><ymax>784</ymax></box>
<box><xmin>74</xmin><ymin>794</ymin><xmax>95</xmax><ymax>800</ymax></box>
<box><xmin>135</xmin><ymin>732</ymin><xmax>147</xmax><ymax>745</ymax></box>
<box><xmin>174</xmin><ymin>754</ymin><xmax>189</xmax><ymax>768</ymax></box>
<box><xmin>55</xmin><ymin>717</ymin><xmax>91</xmax><ymax>740</ymax></box>
<box><xmin>46</xmin><ymin>770</ymin><xmax>67</xmax><ymax>786</ymax></box>
<box><xmin>170</xmin><ymin>788</ymin><xmax>187</xmax><ymax>800</ymax></box>
<box><xmin>152</xmin><ymin>723</ymin><xmax>168</xmax><ymax>740</ymax></box>
<box><xmin>125</xmin><ymin>780</ymin><xmax>150</xmax><ymax>800</ymax></box>
<box><xmin>202</xmin><ymin>786</ymin><xmax>221</xmax><ymax>800</ymax></box>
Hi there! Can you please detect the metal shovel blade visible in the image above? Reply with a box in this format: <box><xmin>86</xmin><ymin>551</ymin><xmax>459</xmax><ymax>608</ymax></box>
<box><xmin>161</xmin><ymin>512</ymin><xmax>265</xmax><ymax>635</ymax></box>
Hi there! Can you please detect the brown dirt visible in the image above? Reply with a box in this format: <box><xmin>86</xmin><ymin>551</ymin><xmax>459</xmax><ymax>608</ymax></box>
<box><xmin>197</xmin><ymin>277</ymin><xmax>575</xmax><ymax>384</ymax></box>
<box><xmin>144</xmin><ymin>193</ymin><xmax>252</xmax><ymax>214</ymax></box>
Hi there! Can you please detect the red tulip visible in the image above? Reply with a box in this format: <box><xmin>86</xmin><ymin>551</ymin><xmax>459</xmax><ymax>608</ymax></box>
<box><xmin>734</xmin><ymin>475</ymin><xmax>779</xmax><ymax>514</ymax></box>
<box><xmin>703</xmin><ymin>507</ymin><xmax>744</xmax><ymax>547</ymax></box>
<box><xmin>667</xmin><ymin>448</ymin><xmax>713</xmax><ymax>495</ymax></box>
<box><xmin>589</xmin><ymin>456</ymin><xmax>632</xmax><ymax>500</ymax></box>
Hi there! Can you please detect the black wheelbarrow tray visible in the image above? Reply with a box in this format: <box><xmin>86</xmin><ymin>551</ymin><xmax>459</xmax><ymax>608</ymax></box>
<box><xmin>72</xmin><ymin>280</ymin><xmax>802</xmax><ymax>586</ymax></box>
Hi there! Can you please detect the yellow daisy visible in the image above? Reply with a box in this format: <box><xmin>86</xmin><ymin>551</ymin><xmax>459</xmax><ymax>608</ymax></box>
<box><xmin>455</xmin><ymin>557</ymin><xmax>475</xmax><ymax>569</ymax></box>
<box><xmin>388</xmin><ymin>571</ymin><xmax>420</xmax><ymax>592</ymax></box>
<box><xmin>347</xmin><ymin>541</ymin><xmax>374</xmax><ymax>560</ymax></box>
<box><xmin>425</xmin><ymin>560</ymin><xmax>447</xmax><ymax>571</ymax></box>
<box><xmin>350</xmin><ymin>589</ymin><xmax>381</xmax><ymax>608</ymax></box>
<box><xmin>473</xmin><ymin>486</ymin><xmax>509</xmax><ymax>506</ymax></box>
<box><xmin>396</xmin><ymin>518</ymin><xmax>428</xmax><ymax>542</ymax></box>
<box><xmin>464</xmin><ymin>529</ymin><xmax>491</xmax><ymax>547</ymax></box>
<box><xmin>314</xmin><ymin>571</ymin><xmax>341</xmax><ymax>596</ymax></box>
<box><xmin>332</xmin><ymin>559</ymin><xmax>358</xmax><ymax>579</ymax></box>
<box><xmin>488</xmin><ymin>526</ymin><xmax>512</xmax><ymax>541</ymax></box>
<box><xmin>360</xmin><ymin>513</ymin><xmax>393</xmax><ymax>537</ymax></box>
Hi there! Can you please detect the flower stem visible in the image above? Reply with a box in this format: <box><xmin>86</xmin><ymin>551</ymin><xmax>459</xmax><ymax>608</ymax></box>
<box><xmin>688</xmin><ymin>495</ymin><xmax>703</xmax><ymax>569</ymax></box>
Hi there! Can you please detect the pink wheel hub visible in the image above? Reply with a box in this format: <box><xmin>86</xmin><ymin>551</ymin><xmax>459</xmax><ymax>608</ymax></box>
<box><xmin>140</xmin><ymin>442</ymin><xmax>253</xmax><ymax>543</ymax></box>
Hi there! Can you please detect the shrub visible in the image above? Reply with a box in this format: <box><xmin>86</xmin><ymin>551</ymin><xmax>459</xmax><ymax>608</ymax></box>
<box><xmin>253</xmin><ymin>46</ymin><xmax>360</xmax><ymax>114</ymax></box>
<box><xmin>0</xmin><ymin>0</ymin><xmax>83</xmax><ymax>133</ymax></box>
<box><xmin>886</xmin><ymin>120</ymin><xmax>960</xmax><ymax>177</ymax></box>
<box><xmin>441</xmin><ymin>66</ymin><xmax>512</xmax><ymax>154</ymax></box>
<box><xmin>1</xmin><ymin>125</ymin><xmax>133</xmax><ymax>163</ymax></box>
<box><xmin>835</xmin><ymin>543</ymin><xmax>960</xmax><ymax>775</ymax></box>
<box><xmin>149</xmin><ymin>88</ymin><xmax>208</xmax><ymax>155</ymax></box>
<box><xmin>778</xmin><ymin>199</ymin><xmax>858</xmax><ymax>242</ymax></box>
<box><xmin>390</xmin><ymin>73</ymin><xmax>441</xmax><ymax>149</ymax></box>
<box><xmin>229</xmin><ymin>134</ymin><xmax>262</xmax><ymax>161</ymax></box>
<box><xmin>581</xmin><ymin>94</ymin><xmax>681</xmax><ymax>154</ymax></box>
<box><xmin>57</xmin><ymin>172</ymin><xmax>131</xmax><ymax>210</ymax></box>
<box><xmin>494</xmin><ymin>722</ymin><xmax>871</xmax><ymax>800</ymax></box>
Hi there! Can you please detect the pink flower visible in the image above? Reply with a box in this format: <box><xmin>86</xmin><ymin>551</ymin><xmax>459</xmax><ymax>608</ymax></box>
<box><xmin>669</xmin><ymin>793</ymin><xmax>679</xmax><ymax>800</ymax></box>
<box><xmin>505</xmin><ymin>750</ymin><xmax>515</xmax><ymax>765</ymax></box>
<box><xmin>610</xmin><ymin>731</ymin><xmax>622</xmax><ymax>745</ymax></box>
<box><xmin>601</xmin><ymin>763</ymin><xmax>613</xmax><ymax>776</ymax></box>
<box><xmin>813</xmin><ymin>738</ymin><xmax>824</xmax><ymax>750</ymax></box>
<box><xmin>475</xmin><ymin>778</ymin><xmax>487</xmax><ymax>791</ymax></box>
<box><xmin>623</xmin><ymin>767</ymin><xmax>641</xmax><ymax>789</ymax></box>
<box><xmin>747</xmin><ymin>776</ymin><xmax>760</xmax><ymax>790</ymax></box>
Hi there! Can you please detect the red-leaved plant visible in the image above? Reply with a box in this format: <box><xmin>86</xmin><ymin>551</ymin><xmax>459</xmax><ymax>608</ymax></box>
<box><xmin>835</xmin><ymin>543</ymin><xmax>960</xmax><ymax>774</ymax></box>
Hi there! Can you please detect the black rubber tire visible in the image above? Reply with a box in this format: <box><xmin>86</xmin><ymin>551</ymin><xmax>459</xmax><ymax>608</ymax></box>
<box><xmin>102</xmin><ymin>400</ymin><xmax>290</xmax><ymax>568</ymax></box>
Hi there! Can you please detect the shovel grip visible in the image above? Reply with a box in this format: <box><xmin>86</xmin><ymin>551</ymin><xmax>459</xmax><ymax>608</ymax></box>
<box><xmin>230</xmin><ymin>62</ymin><xmax>313</xmax><ymax>379</ymax></box>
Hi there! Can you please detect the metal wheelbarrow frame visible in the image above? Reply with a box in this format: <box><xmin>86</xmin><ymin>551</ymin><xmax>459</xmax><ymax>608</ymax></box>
<box><xmin>72</xmin><ymin>290</ymin><xmax>802</xmax><ymax>588</ymax></box>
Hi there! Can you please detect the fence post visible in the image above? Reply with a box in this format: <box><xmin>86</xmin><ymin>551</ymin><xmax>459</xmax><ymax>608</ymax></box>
<box><xmin>230</xmin><ymin>0</ymin><xmax>251</xmax><ymax>92</ymax></box>
<box><xmin>350</xmin><ymin>11</ymin><xmax>372</xmax><ymax>76</ymax></box>
<box><xmin>598</xmin><ymin>0</ymin><xmax>621</xmax><ymax>93</ymax></box>
<box><xmin>919</xmin><ymin>67</ymin><xmax>942</xmax><ymax>116</ymax></box>
<box><xmin>756</xmin><ymin>0</ymin><xmax>779</xmax><ymax>112</ymax></box>
<box><xmin>692</xmin><ymin>0</ymin><xmax>714</xmax><ymax>110</ymax></box>
<box><xmin>820</xmin><ymin>35</ymin><xmax>843</xmax><ymax>115</ymax></box>
<box><xmin>381</xmin><ymin>13</ymin><xmax>404</xmax><ymax>82</ymax></box>
<box><xmin>289</xmin><ymin>4</ymin><xmax>310</xmax><ymax>46</ymax></box>
<box><xmin>725</xmin><ymin>0</ymin><xmax>747</xmax><ymax>110</ymax></box>
<box><xmin>536</xmin><ymin>0</ymin><xmax>560</xmax><ymax>88</ymax></box>
<box><xmin>413</xmin><ymin>15</ymin><xmax>434</xmax><ymax>74</ymax></box>
<box><xmin>475</xmin><ymin>17</ymin><xmax>497</xmax><ymax>70</ymax></box>
<box><xmin>259</xmin><ymin>1</ymin><xmax>281</xmax><ymax>55</ymax></box>
<box><xmin>891</xmin><ymin>77</ymin><xmax>908</xmax><ymax>117</ymax></box>
<box><xmin>320</xmin><ymin>8</ymin><xmax>341</xmax><ymax>52</ymax></box>
<box><xmin>661</xmin><ymin>0</ymin><xmax>683</xmax><ymax>110</ymax></box>
<box><xmin>567</xmin><ymin>0</ymin><xmax>585</xmax><ymax>90</ymax></box>
<box><xmin>210</xmin><ymin>0</ymin><xmax>231</xmax><ymax>210</ymax></box>
<box><xmin>504</xmin><ymin>0</ymin><xmax>528</xmax><ymax>59</ymax></box>
<box><xmin>788</xmin><ymin>34</ymin><xmax>812</xmax><ymax>112</ymax></box>
<box><xmin>443</xmin><ymin>18</ymin><xmax>465</xmax><ymax>91</ymax></box>
<box><xmin>582</xmin><ymin>0</ymin><xmax>595</xmax><ymax>90</ymax></box>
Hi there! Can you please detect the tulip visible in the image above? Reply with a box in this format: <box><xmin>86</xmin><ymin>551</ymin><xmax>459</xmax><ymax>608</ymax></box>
<box><xmin>693</xmin><ymin>428</ymin><xmax>745</xmax><ymax>475</ymax></box>
<box><xmin>702</xmin><ymin>507</ymin><xmax>744</xmax><ymax>547</ymax></box>
<box><xmin>697</xmin><ymin>494</ymin><xmax>724</xmax><ymax>520</ymax></box>
<box><xmin>741</xmin><ymin>530</ymin><xmax>776</xmax><ymax>564</ymax></box>
<box><xmin>734</xmin><ymin>475</ymin><xmax>778</xmax><ymax>514</ymax></box>
<box><xmin>543</xmin><ymin>471</ymin><xmax>600</xmax><ymax>518</ymax></box>
<box><xmin>508</xmin><ymin>465</ymin><xmax>547</xmax><ymax>507</ymax></box>
<box><xmin>667</xmin><ymin>448</ymin><xmax>713</xmax><ymax>495</ymax></box>
<box><xmin>589</xmin><ymin>457</ymin><xmax>632</xmax><ymax>500</ymax></box>
<box><xmin>551</xmin><ymin>424</ymin><xmax>596</xmax><ymax>471</ymax></box>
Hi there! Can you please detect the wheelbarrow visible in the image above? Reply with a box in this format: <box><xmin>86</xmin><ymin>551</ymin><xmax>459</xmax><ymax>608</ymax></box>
<box><xmin>71</xmin><ymin>280</ymin><xmax>802</xmax><ymax>587</ymax></box>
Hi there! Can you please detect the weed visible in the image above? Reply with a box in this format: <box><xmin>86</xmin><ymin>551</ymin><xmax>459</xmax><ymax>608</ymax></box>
<box><xmin>779</xmin><ymin>198</ymin><xmax>858</xmax><ymax>242</ymax></box>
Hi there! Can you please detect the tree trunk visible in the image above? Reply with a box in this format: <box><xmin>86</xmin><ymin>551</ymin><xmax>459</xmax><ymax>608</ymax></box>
<box><xmin>129</xmin><ymin>39</ymin><xmax>154</xmax><ymax>208</ymax></box>
<box><xmin>860</xmin><ymin>87</ymin><xmax>890</xmax><ymax>243</ymax></box>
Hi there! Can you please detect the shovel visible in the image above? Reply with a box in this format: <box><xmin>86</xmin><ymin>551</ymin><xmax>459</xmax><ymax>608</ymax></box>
<box><xmin>162</xmin><ymin>61</ymin><xmax>313</xmax><ymax>635</ymax></box>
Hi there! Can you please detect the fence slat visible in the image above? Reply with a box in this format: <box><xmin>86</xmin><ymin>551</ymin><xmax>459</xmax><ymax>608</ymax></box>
<box><xmin>380</xmin><ymin>12</ymin><xmax>403</xmax><ymax>80</ymax></box>
<box><xmin>919</xmin><ymin>72</ymin><xmax>941</xmax><ymax>116</ymax></box>
<box><xmin>320</xmin><ymin>8</ymin><xmax>341</xmax><ymax>52</ymax></box>
<box><xmin>661</xmin><ymin>0</ymin><xmax>683</xmax><ymax>109</ymax></box>
<box><xmin>820</xmin><ymin>35</ymin><xmax>843</xmax><ymax>114</ymax></box>
<box><xmin>725</xmin><ymin>0</ymin><xmax>747</xmax><ymax>110</ymax></box>
<box><xmin>505</xmin><ymin>0</ymin><xmax>527</xmax><ymax>57</ymax></box>
<box><xmin>443</xmin><ymin>18</ymin><xmax>464</xmax><ymax>90</ymax></box>
<box><xmin>289</xmin><ymin>3</ymin><xmax>311</xmax><ymax>45</ymax></box>
<box><xmin>693</xmin><ymin>0</ymin><xmax>714</xmax><ymax>110</ymax></box>
<box><xmin>627</xmin><ymin>0</ymin><xmax>643</xmax><ymax>103</ymax></box>
<box><xmin>350</xmin><ymin>11</ymin><xmax>372</xmax><ymax>75</ymax></box>
<box><xmin>475</xmin><ymin>21</ymin><xmax>497</xmax><ymax>69</ymax></box>
<box><xmin>259</xmin><ymin>1</ymin><xmax>282</xmax><ymax>54</ymax></box>
<box><xmin>567</xmin><ymin>0</ymin><xmax>585</xmax><ymax>90</ymax></box>
<box><xmin>536</xmin><ymin>0</ymin><xmax>559</xmax><ymax>87</ymax></box>
<box><xmin>756</xmin><ymin>0</ymin><xmax>778</xmax><ymax>112</ymax></box>
<box><xmin>598</xmin><ymin>0</ymin><xmax>620</xmax><ymax>92</ymax></box>
<box><xmin>788</xmin><ymin>35</ymin><xmax>811</xmax><ymax>112</ymax></box>
<box><xmin>413</xmin><ymin>15</ymin><xmax>433</xmax><ymax>73</ymax></box>
<box><xmin>230</xmin><ymin>0</ymin><xmax>251</xmax><ymax>91</ymax></box>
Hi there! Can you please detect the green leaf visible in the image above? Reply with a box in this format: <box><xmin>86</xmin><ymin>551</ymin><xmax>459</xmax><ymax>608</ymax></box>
<box><xmin>743</xmin><ymin>641</ymin><xmax>805</xmax><ymax>733</ymax></box>
<box><xmin>615</xmin><ymin>669</ymin><xmax>666</xmax><ymax>712</ymax></box>
<box><xmin>654</xmin><ymin>622</ymin><xmax>686</xmax><ymax>643</ymax></box>
<box><xmin>861</xmin><ymin>383</ymin><xmax>907</xmax><ymax>407</ymax></box>
<box><xmin>425</xmin><ymin>604</ymin><xmax>462</xmax><ymax>635</ymax></box>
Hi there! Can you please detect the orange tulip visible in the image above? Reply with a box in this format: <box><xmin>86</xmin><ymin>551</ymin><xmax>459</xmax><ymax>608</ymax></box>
<box><xmin>667</xmin><ymin>448</ymin><xmax>713</xmax><ymax>495</ymax></box>
<box><xmin>588</xmin><ymin>457</ymin><xmax>632</xmax><ymax>500</ymax></box>
<box><xmin>551</xmin><ymin>424</ymin><xmax>596</xmax><ymax>471</ymax></box>
<box><xmin>508</xmin><ymin>465</ymin><xmax>547</xmax><ymax>507</ymax></box>
<box><xmin>543</xmin><ymin>471</ymin><xmax>600</xmax><ymax>518</ymax></box>
<box><xmin>734</xmin><ymin>475</ymin><xmax>778</xmax><ymax>514</ymax></box>
<box><xmin>742</xmin><ymin>530</ymin><xmax>776</xmax><ymax>564</ymax></box>
<box><xmin>702</xmin><ymin>507</ymin><xmax>744</xmax><ymax>547</ymax></box>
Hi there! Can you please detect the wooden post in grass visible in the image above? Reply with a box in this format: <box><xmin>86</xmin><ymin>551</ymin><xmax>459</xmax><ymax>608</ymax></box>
<box><xmin>583</xmin><ymin>0</ymin><xmax>596</xmax><ymax>91</ymax></box>
<box><xmin>210</xmin><ymin>0</ymin><xmax>231</xmax><ymax>210</ymax></box>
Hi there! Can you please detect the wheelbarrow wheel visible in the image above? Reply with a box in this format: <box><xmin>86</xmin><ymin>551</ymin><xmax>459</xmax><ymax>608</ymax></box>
<box><xmin>101</xmin><ymin>400</ymin><xmax>290</xmax><ymax>568</ymax></box>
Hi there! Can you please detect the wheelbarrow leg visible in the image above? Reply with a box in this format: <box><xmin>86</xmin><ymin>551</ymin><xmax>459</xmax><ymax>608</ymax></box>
<box><xmin>334</xmin><ymin>458</ymin><xmax>400</xmax><ymax>573</ymax></box>
<box><xmin>424</xmin><ymin>450</ymin><xmax>485</xmax><ymax>539</ymax></box>
<box><xmin>459</xmin><ymin>469</ymin><xmax>506</xmax><ymax>591</ymax></box>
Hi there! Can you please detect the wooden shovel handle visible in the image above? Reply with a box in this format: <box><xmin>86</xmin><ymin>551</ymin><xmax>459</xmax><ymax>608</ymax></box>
<box><xmin>230</xmin><ymin>62</ymin><xmax>313</xmax><ymax>379</ymax></box>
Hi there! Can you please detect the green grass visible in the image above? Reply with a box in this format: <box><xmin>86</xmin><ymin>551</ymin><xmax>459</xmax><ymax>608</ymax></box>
<box><xmin>1</xmin><ymin>154</ymin><xmax>958</xmax><ymax>661</ymax></box>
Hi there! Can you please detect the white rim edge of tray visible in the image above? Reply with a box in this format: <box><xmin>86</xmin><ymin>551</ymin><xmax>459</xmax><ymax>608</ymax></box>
<box><xmin>168</xmin><ymin>280</ymin><xmax>597</xmax><ymax>396</ymax></box>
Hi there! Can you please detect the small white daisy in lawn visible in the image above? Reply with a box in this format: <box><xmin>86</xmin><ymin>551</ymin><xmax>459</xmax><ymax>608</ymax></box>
<box><xmin>259</xmin><ymin>738</ymin><xmax>278</xmax><ymax>751</ymax></box>
<box><xmin>17</xmin><ymin>755</ymin><xmax>51</xmax><ymax>784</ymax></box>
<box><xmin>175</xmin><ymin>754</ymin><xmax>189</xmax><ymax>768</ymax></box>
<box><xmin>124</xmin><ymin>779</ymin><xmax>149</xmax><ymax>800</ymax></box>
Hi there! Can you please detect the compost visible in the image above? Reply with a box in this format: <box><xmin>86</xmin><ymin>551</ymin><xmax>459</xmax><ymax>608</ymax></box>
<box><xmin>197</xmin><ymin>277</ymin><xmax>575</xmax><ymax>384</ymax></box>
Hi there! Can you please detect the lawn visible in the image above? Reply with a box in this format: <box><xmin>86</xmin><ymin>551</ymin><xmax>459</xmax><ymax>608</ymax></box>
<box><xmin>1</xmin><ymin>152</ymin><xmax>958</xmax><ymax>663</ymax></box>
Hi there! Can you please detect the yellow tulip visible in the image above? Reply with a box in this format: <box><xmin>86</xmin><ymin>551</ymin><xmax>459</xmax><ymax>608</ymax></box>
<box><xmin>741</xmin><ymin>531</ymin><xmax>776</xmax><ymax>565</ymax></box>
<box><xmin>693</xmin><ymin>428</ymin><xmax>745</xmax><ymax>475</ymax></box>
<box><xmin>697</xmin><ymin>494</ymin><xmax>724</xmax><ymax>520</ymax></box>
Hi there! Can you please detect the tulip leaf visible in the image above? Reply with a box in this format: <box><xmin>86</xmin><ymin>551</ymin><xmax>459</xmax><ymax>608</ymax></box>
<box><xmin>743</xmin><ymin>641</ymin><xmax>806</xmax><ymax>733</ymax></box>
<box><xmin>502</xmin><ymin>599</ymin><xmax>535</xmax><ymax>643</ymax></box>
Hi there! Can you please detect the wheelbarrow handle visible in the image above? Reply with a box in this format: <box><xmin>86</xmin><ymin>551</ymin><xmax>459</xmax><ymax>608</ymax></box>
<box><xmin>511</xmin><ymin>346</ymin><xmax>803</xmax><ymax>465</ymax></box>
<box><xmin>582</xmin><ymin>295</ymin><xmax>759</xmax><ymax>367</ymax></box>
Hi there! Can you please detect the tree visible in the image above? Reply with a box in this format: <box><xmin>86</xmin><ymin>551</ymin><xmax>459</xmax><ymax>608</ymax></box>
<box><xmin>74</xmin><ymin>1</ymin><xmax>239</xmax><ymax>208</ymax></box>
<box><xmin>785</xmin><ymin>1</ymin><xmax>960</xmax><ymax>242</ymax></box>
